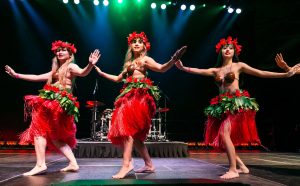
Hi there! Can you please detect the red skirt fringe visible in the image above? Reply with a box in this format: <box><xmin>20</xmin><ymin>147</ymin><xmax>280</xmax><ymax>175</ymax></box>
<box><xmin>204</xmin><ymin>110</ymin><xmax>261</xmax><ymax>149</ymax></box>
<box><xmin>19</xmin><ymin>95</ymin><xmax>77</xmax><ymax>151</ymax></box>
<box><xmin>108</xmin><ymin>88</ymin><xmax>156</xmax><ymax>145</ymax></box>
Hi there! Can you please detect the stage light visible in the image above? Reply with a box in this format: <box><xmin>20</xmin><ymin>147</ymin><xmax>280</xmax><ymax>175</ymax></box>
<box><xmin>74</xmin><ymin>0</ymin><xmax>80</xmax><ymax>4</ymax></box>
<box><xmin>202</xmin><ymin>4</ymin><xmax>206</xmax><ymax>7</ymax></box>
<box><xmin>222</xmin><ymin>5</ymin><xmax>226</xmax><ymax>9</ymax></box>
<box><xmin>137</xmin><ymin>0</ymin><xmax>141</xmax><ymax>2</ymax></box>
<box><xmin>236</xmin><ymin>8</ymin><xmax>242</xmax><ymax>14</ymax></box>
<box><xmin>117</xmin><ymin>0</ymin><xmax>122</xmax><ymax>4</ymax></box>
<box><xmin>151</xmin><ymin>3</ymin><xmax>156</xmax><ymax>9</ymax></box>
<box><xmin>93</xmin><ymin>0</ymin><xmax>99</xmax><ymax>5</ymax></box>
<box><xmin>190</xmin><ymin>4</ymin><xmax>195</xmax><ymax>11</ymax></box>
<box><xmin>180</xmin><ymin>4</ymin><xmax>186</xmax><ymax>11</ymax></box>
<box><xmin>103</xmin><ymin>0</ymin><xmax>109</xmax><ymax>6</ymax></box>
<box><xmin>63</xmin><ymin>0</ymin><xmax>68</xmax><ymax>4</ymax></box>
<box><xmin>167</xmin><ymin>1</ymin><xmax>171</xmax><ymax>5</ymax></box>
<box><xmin>228</xmin><ymin>7</ymin><xmax>234</xmax><ymax>13</ymax></box>
<box><xmin>161</xmin><ymin>3</ymin><xmax>166</xmax><ymax>9</ymax></box>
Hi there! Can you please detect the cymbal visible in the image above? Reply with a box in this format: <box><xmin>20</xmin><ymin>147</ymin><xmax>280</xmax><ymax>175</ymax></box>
<box><xmin>86</xmin><ymin>100</ymin><xmax>105</xmax><ymax>107</ymax></box>
<box><xmin>156</xmin><ymin>107</ymin><xmax>170</xmax><ymax>112</ymax></box>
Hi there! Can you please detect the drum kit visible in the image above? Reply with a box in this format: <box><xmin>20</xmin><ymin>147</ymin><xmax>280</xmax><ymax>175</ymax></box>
<box><xmin>86</xmin><ymin>100</ymin><xmax>169</xmax><ymax>142</ymax></box>
<box><xmin>85</xmin><ymin>100</ymin><xmax>110</xmax><ymax>141</ymax></box>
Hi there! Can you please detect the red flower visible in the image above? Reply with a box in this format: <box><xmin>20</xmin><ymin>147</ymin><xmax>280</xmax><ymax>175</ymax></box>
<box><xmin>51</xmin><ymin>40</ymin><xmax>77</xmax><ymax>54</ymax></box>
<box><xmin>215</xmin><ymin>36</ymin><xmax>242</xmax><ymax>56</ymax></box>
<box><xmin>235</xmin><ymin>89</ymin><xmax>242</xmax><ymax>97</ymax></box>
<box><xmin>133</xmin><ymin>78</ymin><xmax>138</xmax><ymax>83</ymax></box>
<box><xmin>61</xmin><ymin>91</ymin><xmax>67</xmax><ymax>97</ymax></box>
<box><xmin>210</xmin><ymin>96</ymin><xmax>219</xmax><ymax>105</ymax></box>
<box><xmin>43</xmin><ymin>84</ymin><xmax>51</xmax><ymax>90</ymax></box>
<box><xmin>127</xmin><ymin>31</ymin><xmax>151</xmax><ymax>51</ymax></box>
<box><xmin>145</xmin><ymin>78</ymin><xmax>153</xmax><ymax>86</ymax></box>
<box><xmin>67</xmin><ymin>94</ymin><xmax>73</xmax><ymax>100</ymax></box>
<box><xmin>50</xmin><ymin>86</ymin><xmax>59</xmax><ymax>93</ymax></box>
<box><xmin>75</xmin><ymin>101</ymin><xmax>80</xmax><ymax>108</ymax></box>
<box><xmin>126</xmin><ymin>76</ymin><xmax>133</xmax><ymax>82</ymax></box>
<box><xmin>243</xmin><ymin>91</ymin><xmax>250</xmax><ymax>97</ymax></box>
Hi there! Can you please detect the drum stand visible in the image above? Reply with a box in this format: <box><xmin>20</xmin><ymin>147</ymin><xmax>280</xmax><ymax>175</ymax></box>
<box><xmin>90</xmin><ymin>105</ymin><xmax>100</xmax><ymax>141</ymax></box>
<box><xmin>97</xmin><ymin>116</ymin><xmax>108</xmax><ymax>141</ymax></box>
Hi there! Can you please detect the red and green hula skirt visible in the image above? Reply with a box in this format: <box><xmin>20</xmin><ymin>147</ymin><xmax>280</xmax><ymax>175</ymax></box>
<box><xmin>19</xmin><ymin>84</ymin><xmax>80</xmax><ymax>151</ymax></box>
<box><xmin>108</xmin><ymin>77</ymin><xmax>160</xmax><ymax>145</ymax></box>
<box><xmin>204</xmin><ymin>89</ymin><xmax>261</xmax><ymax>148</ymax></box>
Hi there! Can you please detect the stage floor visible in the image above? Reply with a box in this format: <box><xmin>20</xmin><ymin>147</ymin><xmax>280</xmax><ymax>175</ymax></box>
<box><xmin>0</xmin><ymin>151</ymin><xmax>299</xmax><ymax>185</ymax></box>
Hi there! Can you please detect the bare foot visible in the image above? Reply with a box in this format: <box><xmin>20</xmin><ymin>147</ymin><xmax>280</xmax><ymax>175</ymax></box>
<box><xmin>23</xmin><ymin>165</ymin><xmax>47</xmax><ymax>176</ymax></box>
<box><xmin>112</xmin><ymin>164</ymin><xmax>134</xmax><ymax>179</ymax></box>
<box><xmin>237</xmin><ymin>166</ymin><xmax>249</xmax><ymax>174</ymax></box>
<box><xmin>135</xmin><ymin>165</ymin><xmax>155</xmax><ymax>173</ymax></box>
<box><xmin>220</xmin><ymin>171</ymin><xmax>239</xmax><ymax>179</ymax></box>
<box><xmin>60</xmin><ymin>164</ymin><xmax>79</xmax><ymax>172</ymax></box>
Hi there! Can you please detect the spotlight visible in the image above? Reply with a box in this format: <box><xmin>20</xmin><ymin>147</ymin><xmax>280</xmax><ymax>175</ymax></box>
<box><xmin>190</xmin><ymin>4</ymin><xmax>195</xmax><ymax>11</ymax></box>
<box><xmin>161</xmin><ymin>3</ymin><xmax>166</xmax><ymax>9</ymax></box>
<box><xmin>228</xmin><ymin>7</ymin><xmax>234</xmax><ymax>13</ymax></box>
<box><xmin>151</xmin><ymin>3</ymin><xmax>156</xmax><ymax>9</ymax></box>
<box><xmin>63</xmin><ymin>0</ymin><xmax>68</xmax><ymax>3</ymax></box>
<box><xmin>93</xmin><ymin>0</ymin><xmax>99</xmax><ymax>5</ymax></box>
<box><xmin>103</xmin><ymin>0</ymin><xmax>109</xmax><ymax>6</ymax></box>
<box><xmin>74</xmin><ymin>0</ymin><xmax>80</xmax><ymax>4</ymax></box>
<box><xmin>222</xmin><ymin>5</ymin><xmax>226</xmax><ymax>9</ymax></box>
<box><xmin>236</xmin><ymin>8</ymin><xmax>242</xmax><ymax>14</ymax></box>
<box><xmin>202</xmin><ymin>4</ymin><xmax>206</xmax><ymax>7</ymax></box>
<box><xmin>117</xmin><ymin>0</ymin><xmax>122</xmax><ymax>4</ymax></box>
<box><xmin>180</xmin><ymin>4</ymin><xmax>186</xmax><ymax>10</ymax></box>
<box><xmin>137</xmin><ymin>0</ymin><xmax>141</xmax><ymax>2</ymax></box>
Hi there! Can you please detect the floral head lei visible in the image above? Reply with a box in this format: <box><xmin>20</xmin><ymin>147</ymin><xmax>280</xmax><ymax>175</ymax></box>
<box><xmin>51</xmin><ymin>40</ymin><xmax>77</xmax><ymax>54</ymax></box>
<box><xmin>215</xmin><ymin>36</ymin><xmax>242</xmax><ymax>56</ymax></box>
<box><xmin>127</xmin><ymin>31</ymin><xmax>151</xmax><ymax>51</ymax></box>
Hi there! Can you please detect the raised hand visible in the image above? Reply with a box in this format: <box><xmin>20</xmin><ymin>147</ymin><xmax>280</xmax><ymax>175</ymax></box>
<box><xmin>286</xmin><ymin>63</ymin><xmax>300</xmax><ymax>77</ymax></box>
<box><xmin>5</xmin><ymin>65</ymin><xmax>17</xmax><ymax>78</ymax></box>
<box><xmin>171</xmin><ymin>46</ymin><xmax>187</xmax><ymax>62</ymax></box>
<box><xmin>275</xmin><ymin>53</ymin><xmax>290</xmax><ymax>72</ymax></box>
<box><xmin>89</xmin><ymin>49</ymin><xmax>101</xmax><ymax>65</ymax></box>
<box><xmin>175</xmin><ymin>60</ymin><xmax>184</xmax><ymax>70</ymax></box>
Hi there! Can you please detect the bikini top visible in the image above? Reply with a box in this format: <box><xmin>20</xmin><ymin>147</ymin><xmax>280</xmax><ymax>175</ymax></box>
<box><xmin>125</xmin><ymin>60</ymin><xmax>146</xmax><ymax>77</ymax></box>
<box><xmin>214</xmin><ymin>72</ymin><xmax>236</xmax><ymax>86</ymax></box>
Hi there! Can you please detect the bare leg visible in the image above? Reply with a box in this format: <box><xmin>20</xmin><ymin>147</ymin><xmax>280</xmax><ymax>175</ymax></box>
<box><xmin>52</xmin><ymin>140</ymin><xmax>79</xmax><ymax>172</ymax></box>
<box><xmin>23</xmin><ymin>136</ymin><xmax>47</xmax><ymax>176</ymax></box>
<box><xmin>236</xmin><ymin>155</ymin><xmax>249</xmax><ymax>174</ymax></box>
<box><xmin>134</xmin><ymin>140</ymin><xmax>155</xmax><ymax>173</ymax></box>
<box><xmin>112</xmin><ymin>136</ymin><xmax>134</xmax><ymax>179</ymax></box>
<box><xmin>220</xmin><ymin>121</ymin><xmax>239</xmax><ymax>179</ymax></box>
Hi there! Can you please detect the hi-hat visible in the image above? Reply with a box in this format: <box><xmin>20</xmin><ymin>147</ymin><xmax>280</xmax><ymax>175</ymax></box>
<box><xmin>86</xmin><ymin>100</ymin><xmax>105</xmax><ymax>108</ymax></box>
<box><xmin>156</xmin><ymin>107</ymin><xmax>170</xmax><ymax>112</ymax></box>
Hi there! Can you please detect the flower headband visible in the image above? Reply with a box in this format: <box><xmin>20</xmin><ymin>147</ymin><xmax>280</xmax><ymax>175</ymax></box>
<box><xmin>215</xmin><ymin>36</ymin><xmax>242</xmax><ymax>56</ymax></box>
<box><xmin>51</xmin><ymin>40</ymin><xmax>77</xmax><ymax>54</ymax></box>
<box><xmin>127</xmin><ymin>31</ymin><xmax>151</xmax><ymax>51</ymax></box>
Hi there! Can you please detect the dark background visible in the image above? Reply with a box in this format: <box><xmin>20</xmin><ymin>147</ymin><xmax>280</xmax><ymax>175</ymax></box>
<box><xmin>1</xmin><ymin>0</ymin><xmax>299</xmax><ymax>151</ymax></box>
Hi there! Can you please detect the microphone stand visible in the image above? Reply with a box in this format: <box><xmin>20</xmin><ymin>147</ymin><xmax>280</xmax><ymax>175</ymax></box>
<box><xmin>90</xmin><ymin>80</ymin><xmax>99</xmax><ymax>141</ymax></box>
<box><xmin>160</xmin><ymin>89</ymin><xmax>169</xmax><ymax>142</ymax></box>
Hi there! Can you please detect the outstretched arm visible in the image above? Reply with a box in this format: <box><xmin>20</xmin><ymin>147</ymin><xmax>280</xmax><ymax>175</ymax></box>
<box><xmin>94</xmin><ymin>66</ymin><xmax>123</xmax><ymax>82</ymax></box>
<box><xmin>70</xmin><ymin>49</ymin><xmax>101</xmax><ymax>77</ymax></box>
<box><xmin>275</xmin><ymin>53</ymin><xmax>300</xmax><ymax>74</ymax></box>
<box><xmin>144</xmin><ymin>46</ymin><xmax>187</xmax><ymax>73</ymax></box>
<box><xmin>175</xmin><ymin>60</ymin><xmax>216</xmax><ymax>76</ymax></box>
<box><xmin>5</xmin><ymin>65</ymin><xmax>51</xmax><ymax>82</ymax></box>
<box><xmin>239</xmin><ymin>62</ymin><xmax>298</xmax><ymax>78</ymax></box>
